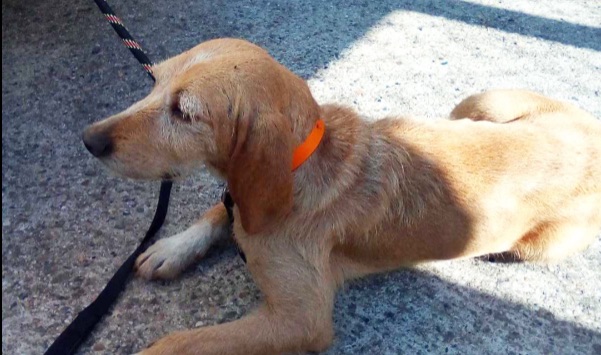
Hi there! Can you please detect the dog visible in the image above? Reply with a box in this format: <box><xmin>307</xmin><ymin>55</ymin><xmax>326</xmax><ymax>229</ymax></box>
<box><xmin>82</xmin><ymin>38</ymin><xmax>601</xmax><ymax>354</ymax></box>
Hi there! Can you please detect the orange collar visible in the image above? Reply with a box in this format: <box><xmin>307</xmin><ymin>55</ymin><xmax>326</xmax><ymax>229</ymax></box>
<box><xmin>291</xmin><ymin>119</ymin><xmax>325</xmax><ymax>171</ymax></box>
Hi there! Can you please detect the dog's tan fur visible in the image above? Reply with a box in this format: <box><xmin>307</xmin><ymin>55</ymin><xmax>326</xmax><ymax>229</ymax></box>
<box><xmin>82</xmin><ymin>39</ymin><xmax>601</xmax><ymax>354</ymax></box>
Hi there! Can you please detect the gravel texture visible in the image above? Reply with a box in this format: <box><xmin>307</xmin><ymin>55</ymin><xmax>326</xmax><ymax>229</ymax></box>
<box><xmin>2</xmin><ymin>0</ymin><xmax>600</xmax><ymax>354</ymax></box>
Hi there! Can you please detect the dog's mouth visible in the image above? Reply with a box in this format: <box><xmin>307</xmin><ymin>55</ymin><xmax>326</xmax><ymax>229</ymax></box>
<box><xmin>96</xmin><ymin>154</ymin><xmax>199</xmax><ymax>182</ymax></box>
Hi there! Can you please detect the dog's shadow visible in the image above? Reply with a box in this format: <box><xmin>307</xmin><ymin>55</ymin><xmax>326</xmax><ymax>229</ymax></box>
<box><xmin>326</xmin><ymin>267</ymin><xmax>600</xmax><ymax>354</ymax></box>
<box><xmin>185</xmin><ymin>245</ymin><xmax>600</xmax><ymax>355</ymax></box>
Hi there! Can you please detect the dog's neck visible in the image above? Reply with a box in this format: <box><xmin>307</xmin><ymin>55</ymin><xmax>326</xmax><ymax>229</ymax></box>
<box><xmin>292</xmin><ymin>104</ymin><xmax>372</xmax><ymax>212</ymax></box>
<box><xmin>292</xmin><ymin>105</ymin><xmax>444</xmax><ymax>231</ymax></box>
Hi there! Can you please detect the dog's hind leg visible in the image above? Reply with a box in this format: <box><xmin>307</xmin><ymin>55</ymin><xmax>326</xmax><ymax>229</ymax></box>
<box><xmin>511</xmin><ymin>220</ymin><xmax>600</xmax><ymax>262</ymax></box>
<box><xmin>509</xmin><ymin>197</ymin><xmax>600</xmax><ymax>263</ymax></box>
<box><xmin>449</xmin><ymin>89</ymin><xmax>570</xmax><ymax>123</ymax></box>
<box><xmin>135</xmin><ymin>203</ymin><xmax>230</xmax><ymax>280</ymax></box>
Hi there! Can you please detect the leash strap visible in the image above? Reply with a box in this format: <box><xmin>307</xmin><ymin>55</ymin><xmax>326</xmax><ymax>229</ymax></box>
<box><xmin>221</xmin><ymin>188</ymin><xmax>245</xmax><ymax>263</ymax></box>
<box><xmin>221</xmin><ymin>187</ymin><xmax>235</xmax><ymax>222</ymax></box>
<box><xmin>45</xmin><ymin>182</ymin><xmax>172</xmax><ymax>355</ymax></box>
<box><xmin>92</xmin><ymin>0</ymin><xmax>155</xmax><ymax>81</ymax></box>
<box><xmin>45</xmin><ymin>2</ymin><xmax>172</xmax><ymax>354</ymax></box>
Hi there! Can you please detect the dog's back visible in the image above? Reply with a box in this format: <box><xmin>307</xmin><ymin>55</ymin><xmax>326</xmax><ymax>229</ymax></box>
<box><xmin>326</xmin><ymin>90</ymin><xmax>600</xmax><ymax>279</ymax></box>
<box><xmin>443</xmin><ymin>89</ymin><xmax>601</xmax><ymax>261</ymax></box>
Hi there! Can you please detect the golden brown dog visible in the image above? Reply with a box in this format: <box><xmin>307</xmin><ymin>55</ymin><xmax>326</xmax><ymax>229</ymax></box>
<box><xmin>82</xmin><ymin>38</ymin><xmax>601</xmax><ymax>354</ymax></box>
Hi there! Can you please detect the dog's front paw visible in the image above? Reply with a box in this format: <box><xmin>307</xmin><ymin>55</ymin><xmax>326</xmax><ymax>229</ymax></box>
<box><xmin>135</xmin><ymin>227</ymin><xmax>212</xmax><ymax>280</ymax></box>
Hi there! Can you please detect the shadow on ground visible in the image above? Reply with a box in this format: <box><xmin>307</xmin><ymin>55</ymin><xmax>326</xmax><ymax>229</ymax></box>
<box><xmin>329</xmin><ymin>268</ymin><xmax>601</xmax><ymax>354</ymax></box>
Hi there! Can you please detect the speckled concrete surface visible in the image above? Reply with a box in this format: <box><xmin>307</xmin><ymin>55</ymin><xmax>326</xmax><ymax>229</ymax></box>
<box><xmin>2</xmin><ymin>0</ymin><xmax>601</xmax><ymax>354</ymax></box>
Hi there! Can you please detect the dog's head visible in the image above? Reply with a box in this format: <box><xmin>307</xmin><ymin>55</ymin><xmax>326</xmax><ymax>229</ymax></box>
<box><xmin>82</xmin><ymin>38</ymin><xmax>320</xmax><ymax>233</ymax></box>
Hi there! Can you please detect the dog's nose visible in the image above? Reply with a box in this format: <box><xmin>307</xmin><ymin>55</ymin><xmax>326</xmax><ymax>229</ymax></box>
<box><xmin>82</xmin><ymin>127</ymin><xmax>113</xmax><ymax>158</ymax></box>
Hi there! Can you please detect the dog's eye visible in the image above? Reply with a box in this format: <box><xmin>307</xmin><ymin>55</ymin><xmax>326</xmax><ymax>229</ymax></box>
<box><xmin>170</xmin><ymin>101</ymin><xmax>190</xmax><ymax>122</ymax></box>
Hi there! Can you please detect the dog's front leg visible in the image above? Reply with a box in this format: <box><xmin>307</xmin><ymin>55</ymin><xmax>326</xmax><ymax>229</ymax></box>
<box><xmin>138</xmin><ymin>245</ymin><xmax>337</xmax><ymax>355</ymax></box>
<box><xmin>136</xmin><ymin>306</ymin><xmax>330</xmax><ymax>355</ymax></box>
<box><xmin>135</xmin><ymin>203</ymin><xmax>230</xmax><ymax>280</ymax></box>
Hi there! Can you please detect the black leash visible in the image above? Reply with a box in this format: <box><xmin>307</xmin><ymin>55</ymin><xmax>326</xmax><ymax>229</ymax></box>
<box><xmin>92</xmin><ymin>0</ymin><xmax>155</xmax><ymax>81</ymax></box>
<box><xmin>44</xmin><ymin>183</ymin><xmax>171</xmax><ymax>355</ymax></box>
<box><xmin>45</xmin><ymin>1</ymin><xmax>172</xmax><ymax>354</ymax></box>
<box><xmin>221</xmin><ymin>187</ymin><xmax>244</xmax><ymax>263</ymax></box>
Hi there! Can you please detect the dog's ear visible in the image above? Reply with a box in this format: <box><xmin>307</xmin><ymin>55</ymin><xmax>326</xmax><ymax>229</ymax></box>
<box><xmin>227</xmin><ymin>111</ymin><xmax>294</xmax><ymax>234</ymax></box>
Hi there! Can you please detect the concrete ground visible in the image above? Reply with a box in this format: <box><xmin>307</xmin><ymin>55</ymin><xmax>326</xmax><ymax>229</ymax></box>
<box><xmin>2</xmin><ymin>0</ymin><xmax>600</xmax><ymax>354</ymax></box>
